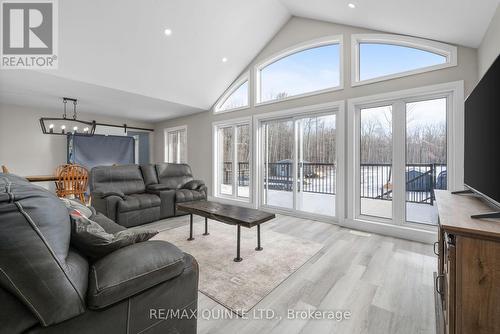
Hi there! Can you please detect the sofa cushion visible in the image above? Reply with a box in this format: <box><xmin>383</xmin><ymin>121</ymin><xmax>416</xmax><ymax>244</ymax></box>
<box><xmin>87</xmin><ymin>240</ymin><xmax>185</xmax><ymax>309</ymax></box>
<box><xmin>0</xmin><ymin>174</ymin><xmax>87</xmax><ymax>326</ymax></box>
<box><xmin>155</xmin><ymin>163</ymin><xmax>194</xmax><ymax>189</ymax></box>
<box><xmin>117</xmin><ymin>193</ymin><xmax>161</xmax><ymax>213</ymax></box>
<box><xmin>140</xmin><ymin>164</ymin><xmax>158</xmax><ymax>186</ymax></box>
<box><xmin>90</xmin><ymin>165</ymin><xmax>146</xmax><ymax>195</ymax></box>
<box><xmin>175</xmin><ymin>189</ymin><xmax>206</xmax><ymax>203</ymax></box>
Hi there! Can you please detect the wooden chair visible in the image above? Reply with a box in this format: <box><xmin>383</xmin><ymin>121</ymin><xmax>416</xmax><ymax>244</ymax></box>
<box><xmin>55</xmin><ymin>164</ymin><xmax>89</xmax><ymax>203</ymax></box>
<box><xmin>1</xmin><ymin>165</ymin><xmax>9</xmax><ymax>173</ymax></box>
<box><xmin>54</xmin><ymin>164</ymin><xmax>70</xmax><ymax>194</ymax></box>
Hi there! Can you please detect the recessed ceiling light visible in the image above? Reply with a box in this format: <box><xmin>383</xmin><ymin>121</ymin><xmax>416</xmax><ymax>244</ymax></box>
<box><xmin>222</xmin><ymin>57</ymin><xmax>228</xmax><ymax>63</ymax></box>
<box><xmin>348</xmin><ymin>3</ymin><xmax>356</xmax><ymax>8</ymax></box>
<box><xmin>164</xmin><ymin>28</ymin><xmax>172</xmax><ymax>36</ymax></box>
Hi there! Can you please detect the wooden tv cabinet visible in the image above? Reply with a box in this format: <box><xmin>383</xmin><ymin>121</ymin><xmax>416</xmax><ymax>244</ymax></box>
<box><xmin>435</xmin><ymin>190</ymin><xmax>500</xmax><ymax>334</ymax></box>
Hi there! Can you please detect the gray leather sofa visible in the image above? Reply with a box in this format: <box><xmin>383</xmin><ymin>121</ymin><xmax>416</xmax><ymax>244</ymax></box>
<box><xmin>0</xmin><ymin>173</ymin><xmax>198</xmax><ymax>334</ymax></box>
<box><xmin>90</xmin><ymin>163</ymin><xmax>207</xmax><ymax>227</ymax></box>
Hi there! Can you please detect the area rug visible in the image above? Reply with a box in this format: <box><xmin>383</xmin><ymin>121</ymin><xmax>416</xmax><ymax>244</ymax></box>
<box><xmin>152</xmin><ymin>218</ymin><xmax>323</xmax><ymax>315</ymax></box>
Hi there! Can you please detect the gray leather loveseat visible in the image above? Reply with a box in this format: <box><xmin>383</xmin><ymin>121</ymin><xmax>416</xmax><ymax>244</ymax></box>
<box><xmin>0</xmin><ymin>173</ymin><xmax>199</xmax><ymax>334</ymax></box>
<box><xmin>90</xmin><ymin>163</ymin><xmax>207</xmax><ymax>227</ymax></box>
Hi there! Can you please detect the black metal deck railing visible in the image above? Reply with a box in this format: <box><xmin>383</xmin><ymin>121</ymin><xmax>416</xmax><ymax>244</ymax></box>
<box><xmin>360</xmin><ymin>163</ymin><xmax>447</xmax><ymax>204</ymax></box>
<box><xmin>222</xmin><ymin>162</ymin><xmax>446</xmax><ymax>204</ymax></box>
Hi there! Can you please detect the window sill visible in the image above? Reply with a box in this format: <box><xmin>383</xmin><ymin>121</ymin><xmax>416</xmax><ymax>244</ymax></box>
<box><xmin>255</xmin><ymin>85</ymin><xmax>344</xmax><ymax>108</ymax></box>
<box><xmin>351</xmin><ymin>63</ymin><xmax>456</xmax><ymax>87</ymax></box>
<box><xmin>213</xmin><ymin>105</ymin><xmax>250</xmax><ymax>115</ymax></box>
<box><xmin>208</xmin><ymin>195</ymin><xmax>254</xmax><ymax>208</ymax></box>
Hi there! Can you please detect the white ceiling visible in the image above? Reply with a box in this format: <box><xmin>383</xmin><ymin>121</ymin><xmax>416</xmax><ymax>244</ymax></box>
<box><xmin>0</xmin><ymin>71</ymin><xmax>203</xmax><ymax>122</ymax></box>
<box><xmin>281</xmin><ymin>0</ymin><xmax>499</xmax><ymax>48</ymax></box>
<box><xmin>1</xmin><ymin>0</ymin><xmax>498</xmax><ymax>122</ymax></box>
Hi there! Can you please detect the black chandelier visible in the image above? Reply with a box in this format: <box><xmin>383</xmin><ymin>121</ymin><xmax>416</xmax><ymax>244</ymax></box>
<box><xmin>40</xmin><ymin>97</ymin><xmax>96</xmax><ymax>136</ymax></box>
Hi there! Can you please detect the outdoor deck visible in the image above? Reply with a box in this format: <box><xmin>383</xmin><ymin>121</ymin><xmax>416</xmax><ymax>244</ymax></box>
<box><xmin>266</xmin><ymin>190</ymin><xmax>438</xmax><ymax>225</ymax></box>
<box><xmin>222</xmin><ymin>186</ymin><xmax>438</xmax><ymax>225</ymax></box>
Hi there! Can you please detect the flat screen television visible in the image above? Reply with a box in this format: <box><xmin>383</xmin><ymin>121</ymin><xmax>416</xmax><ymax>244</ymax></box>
<box><xmin>463</xmin><ymin>54</ymin><xmax>500</xmax><ymax>216</ymax></box>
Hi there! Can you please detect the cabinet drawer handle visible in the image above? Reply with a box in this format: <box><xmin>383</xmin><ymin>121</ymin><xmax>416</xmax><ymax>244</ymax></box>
<box><xmin>433</xmin><ymin>241</ymin><xmax>439</xmax><ymax>256</ymax></box>
<box><xmin>435</xmin><ymin>274</ymin><xmax>444</xmax><ymax>296</ymax></box>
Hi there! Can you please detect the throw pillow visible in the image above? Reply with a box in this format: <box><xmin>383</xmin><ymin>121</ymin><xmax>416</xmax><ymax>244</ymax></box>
<box><xmin>69</xmin><ymin>210</ymin><xmax>158</xmax><ymax>261</ymax></box>
<box><xmin>61</xmin><ymin>198</ymin><xmax>95</xmax><ymax>218</ymax></box>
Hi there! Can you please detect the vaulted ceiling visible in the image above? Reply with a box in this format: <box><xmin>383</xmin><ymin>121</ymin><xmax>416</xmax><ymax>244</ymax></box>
<box><xmin>1</xmin><ymin>0</ymin><xmax>498</xmax><ymax>121</ymax></box>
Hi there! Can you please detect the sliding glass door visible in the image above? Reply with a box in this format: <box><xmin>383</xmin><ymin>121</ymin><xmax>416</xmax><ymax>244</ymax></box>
<box><xmin>261</xmin><ymin>112</ymin><xmax>337</xmax><ymax>217</ymax></box>
<box><xmin>262</xmin><ymin>118</ymin><xmax>294</xmax><ymax>209</ymax></box>
<box><xmin>296</xmin><ymin>114</ymin><xmax>336</xmax><ymax>216</ymax></box>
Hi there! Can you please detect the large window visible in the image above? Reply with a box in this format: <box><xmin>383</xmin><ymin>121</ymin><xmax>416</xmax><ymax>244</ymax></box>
<box><xmin>352</xmin><ymin>34</ymin><xmax>457</xmax><ymax>86</ymax></box>
<box><xmin>165</xmin><ymin>126</ymin><xmax>187</xmax><ymax>163</ymax></box>
<box><xmin>214</xmin><ymin>119</ymin><xmax>251</xmax><ymax>201</ymax></box>
<box><xmin>214</xmin><ymin>75</ymin><xmax>249</xmax><ymax>113</ymax></box>
<box><xmin>256</xmin><ymin>37</ymin><xmax>342</xmax><ymax>104</ymax></box>
<box><xmin>349</xmin><ymin>81</ymin><xmax>462</xmax><ymax>230</ymax></box>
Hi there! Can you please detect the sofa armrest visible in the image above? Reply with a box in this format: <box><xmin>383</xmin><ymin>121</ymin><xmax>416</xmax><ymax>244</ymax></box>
<box><xmin>87</xmin><ymin>240</ymin><xmax>185</xmax><ymax>309</ymax></box>
<box><xmin>90</xmin><ymin>193</ymin><xmax>124</xmax><ymax>222</ymax></box>
<box><xmin>199</xmin><ymin>184</ymin><xmax>208</xmax><ymax>197</ymax></box>
<box><xmin>146</xmin><ymin>184</ymin><xmax>172</xmax><ymax>192</ymax></box>
<box><xmin>182</xmin><ymin>179</ymin><xmax>205</xmax><ymax>190</ymax></box>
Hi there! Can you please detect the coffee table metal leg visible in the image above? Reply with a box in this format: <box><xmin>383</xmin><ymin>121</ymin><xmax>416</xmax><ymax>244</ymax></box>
<box><xmin>203</xmin><ymin>217</ymin><xmax>209</xmax><ymax>236</ymax></box>
<box><xmin>234</xmin><ymin>224</ymin><xmax>243</xmax><ymax>262</ymax></box>
<box><xmin>255</xmin><ymin>224</ymin><xmax>263</xmax><ymax>251</ymax></box>
<box><xmin>187</xmin><ymin>214</ymin><xmax>194</xmax><ymax>241</ymax></box>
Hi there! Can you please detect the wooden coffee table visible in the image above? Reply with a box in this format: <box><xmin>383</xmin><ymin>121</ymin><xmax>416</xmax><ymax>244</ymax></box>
<box><xmin>176</xmin><ymin>201</ymin><xmax>276</xmax><ymax>262</ymax></box>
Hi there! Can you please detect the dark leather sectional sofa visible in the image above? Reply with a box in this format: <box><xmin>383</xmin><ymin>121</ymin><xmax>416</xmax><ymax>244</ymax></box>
<box><xmin>0</xmin><ymin>173</ymin><xmax>199</xmax><ymax>334</ymax></box>
<box><xmin>90</xmin><ymin>163</ymin><xmax>207</xmax><ymax>227</ymax></box>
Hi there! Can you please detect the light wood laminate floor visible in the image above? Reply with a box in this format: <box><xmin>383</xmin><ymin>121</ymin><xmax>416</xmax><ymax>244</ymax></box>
<box><xmin>153</xmin><ymin>214</ymin><xmax>437</xmax><ymax>334</ymax></box>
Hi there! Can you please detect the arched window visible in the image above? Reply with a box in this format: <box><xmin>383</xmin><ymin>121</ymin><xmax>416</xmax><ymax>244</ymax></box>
<box><xmin>256</xmin><ymin>36</ymin><xmax>343</xmax><ymax>104</ymax></box>
<box><xmin>351</xmin><ymin>34</ymin><xmax>457</xmax><ymax>86</ymax></box>
<box><xmin>214</xmin><ymin>75</ymin><xmax>249</xmax><ymax>113</ymax></box>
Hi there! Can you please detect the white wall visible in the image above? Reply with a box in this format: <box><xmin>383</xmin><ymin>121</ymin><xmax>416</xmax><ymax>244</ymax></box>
<box><xmin>0</xmin><ymin>103</ymin><xmax>154</xmax><ymax>189</ymax></box>
<box><xmin>153</xmin><ymin>17</ymin><xmax>478</xmax><ymax>192</ymax></box>
<box><xmin>478</xmin><ymin>4</ymin><xmax>500</xmax><ymax>78</ymax></box>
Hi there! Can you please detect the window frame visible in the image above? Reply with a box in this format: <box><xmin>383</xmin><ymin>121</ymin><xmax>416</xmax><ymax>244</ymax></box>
<box><xmin>213</xmin><ymin>73</ymin><xmax>250</xmax><ymax>114</ymax></box>
<box><xmin>253</xmin><ymin>100</ymin><xmax>346</xmax><ymax>220</ymax></box>
<box><xmin>351</xmin><ymin>34</ymin><xmax>458</xmax><ymax>87</ymax></box>
<box><xmin>212</xmin><ymin>116</ymin><xmax>253</xmax><ymax>203</ymax></box>
<box><xmin>164</xmin><ymin>125</ymin><xmax>187</xmax><ymax>163</ymax></box>
<box><xmin>347</xmin><ymin>81</ymin><xmax>464</xmax><ymax>242</ymax></box>
<box><xmin>254</xmin><ymin>35</ymin><xmax>344</xmax><ymax>106</ymax></box>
